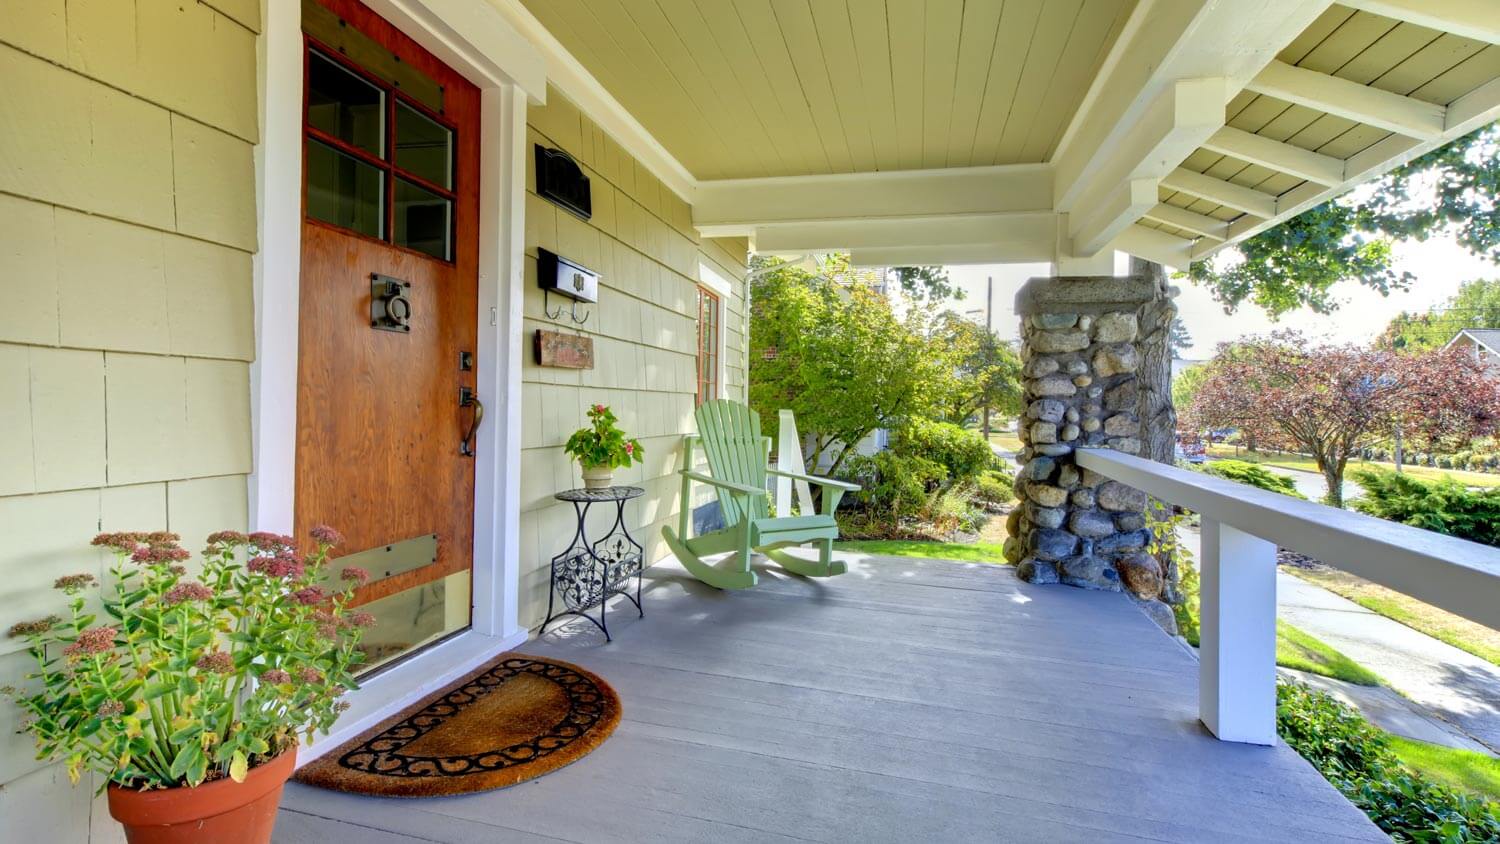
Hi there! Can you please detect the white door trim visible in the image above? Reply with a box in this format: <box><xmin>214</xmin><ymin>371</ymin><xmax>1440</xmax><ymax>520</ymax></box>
<box><xmin>249</xmin><ymin>0</ymin><xmax>534</xmax><ymax>758</ymax></box>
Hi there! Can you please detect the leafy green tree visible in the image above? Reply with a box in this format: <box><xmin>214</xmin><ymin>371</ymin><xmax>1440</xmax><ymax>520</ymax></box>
<box><xmin>1171</xmin><ymin>363</ymin><xmax>1210</xmax><ymax>419</ymax></box>
<box><xmin>888</xmin><ymin>266</ymin><xmax>961</xmax><ymax>301</ymax></box>
<box><xmin>930</xmin><ymin>312</ymin><xmax>1023</xmax><ymax>425</ymax></box>
<box><xmin>1191</xmin><ymin>332</ymin><xmax>1500</xmax><ymax>506</ymax></box>
<box><xmin>1188</xmin><ymin>124</ymin><xmax>1500</xmax><ymax>316</ymax></box>
<box><xmin>1378</xmin><ymin>278</ymin><xmax>1500</xmax><ymax>350</ymax></box>
<box><xmin>749</xmin><ymin>256</ymin><xmax>952</xmax><ymax>477</ymax></box>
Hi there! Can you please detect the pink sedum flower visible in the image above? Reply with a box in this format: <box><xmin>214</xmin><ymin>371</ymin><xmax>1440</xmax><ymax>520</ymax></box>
<box><xmin>194</xmin><ymin>651</ymin><xmax>233</xmax><ymax>674</ymax></box>
<box><xmin>163</xmin><ymin>582</ymin><xmax>213</xmax><ymax>606</ymax></box>
<box><xmin>296</xmin><ymin>667</ymin><xmax>324</xmax><ymax>685</ymax></box>
<box><xmin>7</xmin><ymin>616</ymin><xmax>59</xmax><ymax>638</ymax></box>
<box><xmin>261</xmin><ymin>669</ymin><xmax>292</xmax><ymax>685</ymax></box>
<box><xmin>53</xmin><ymin>573</ymin><xmax>97</xmax><ymax>593</ymax></box>
<box><xmin>247</xmin><ymin>554</ymin><xmax>303</xmax><ymax>579</ymax></box>
<box><xmin>339</xmin><ymin>566</ymin><xmax>370</xmax><ymax>586</ymax></box>
<box><xmin>290</xmin><ymin>586</ymin><xmax>327</xmax><ymax>606</ymax></box>
<box><xmin>62</xmin><ymin>627</ymin><xmax>116</xmax><ymax>659</ymax></box>
<box><xmin>131</xmin><ymin>544</ymin><xmax>189</xmax><ymax>564</ymax></box>
<box><xmin>310</xmin><ymin>525</ymin><xmax>344</xmax><ymax>547</ymax></box>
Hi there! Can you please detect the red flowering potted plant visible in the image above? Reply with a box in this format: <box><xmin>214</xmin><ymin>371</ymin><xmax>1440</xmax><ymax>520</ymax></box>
<box><xmin>5</xmin><ymin>528</ymin><xmax>371</xmax><ymax>844</ymax></box>
<box><xmin>565</xmin><ymin>403</ymin><xmax>644</xmax><ymax>489</ymax></box>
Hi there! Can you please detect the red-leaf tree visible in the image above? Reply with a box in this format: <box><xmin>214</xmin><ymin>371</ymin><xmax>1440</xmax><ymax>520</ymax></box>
<box><xmin>1190</xmin><ymin>331</ymin><xmax>1500</xmax><ymax>506</ymax></box>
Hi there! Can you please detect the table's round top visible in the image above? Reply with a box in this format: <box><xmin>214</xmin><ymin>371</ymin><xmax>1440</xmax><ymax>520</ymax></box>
<box><xmin>554</xmin><ymin>485</ymin><xmax>645</xmax><ymax>503</ymax></box>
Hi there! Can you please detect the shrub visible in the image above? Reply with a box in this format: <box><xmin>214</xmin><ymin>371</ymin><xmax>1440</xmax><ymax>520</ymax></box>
<box><xmin>1351</xmin><ymin>469</ymin><xmax>1500</xmax><ymax>547</ymax></box>
<box><xmin>840</xmin><ymin>451</ymin><xmax>944</xmax><ymax>521</ymax></box>
<box><xmin>892</xmin><ymin>419</ymin><xmax>992</xmax><ymax>488</ymax></box>
<box><xmin>971</xmin><ymin>470</ymin><xmax>1014</xmax><ymax>509</ymax></box>
<box><xmin>1200</xmin><ymin>459</ymin><xmax>1306</xmax><ymax>499</ymax></box>
<box><xmin>1277</xmin><ymin>681</ymin><xmax>1500</xmax><ymax>841</ymax></box>
<box><xmin>933</xmin><ymin>491</ymin><xmax>985</xmax><ymax>534</ymax></box>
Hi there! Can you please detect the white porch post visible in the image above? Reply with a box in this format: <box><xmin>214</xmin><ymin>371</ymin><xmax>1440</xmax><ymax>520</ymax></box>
<box><xmin>1198</xmin><ymin>518</ymin><xmax>1278</xmax><ymax>744</ymax></box>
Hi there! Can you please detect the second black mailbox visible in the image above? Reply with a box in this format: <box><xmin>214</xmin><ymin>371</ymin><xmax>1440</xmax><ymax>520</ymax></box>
<box><xmin>537</xmin><ymin>248</ymin><xmax>599</xmax><ymax>304</ymax></box>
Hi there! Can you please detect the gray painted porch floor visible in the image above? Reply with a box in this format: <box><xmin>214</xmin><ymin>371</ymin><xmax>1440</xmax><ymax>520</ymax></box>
<box><xmin>276</xmin><ymin>554</ymin><xmax>1383</xmax><ymax>843</ymax></box>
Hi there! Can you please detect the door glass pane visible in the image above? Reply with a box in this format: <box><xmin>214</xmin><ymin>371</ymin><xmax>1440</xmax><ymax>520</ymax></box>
<box><xmin>306</xmin><ymin>139</ymin><xmax>384</xmax><ymax>238</ymax></box>
<box><xmin>306</xmin><ymin>51</ymin><xmax>384</xmax><ymax>156</ymax></box>
<box><xmin>394</xmin><ymin>177</ymin><xmax>452</xmax><ymax>260</ymax></box>
<box><xmin>351</xmin><ymin>569</ymin><xmax>471</xmax><ymax>676</ymax></box>
<box><xmin>395</xmin><ymin>101</ymin><xmax>453</xmax><ymax>189</ymax></box>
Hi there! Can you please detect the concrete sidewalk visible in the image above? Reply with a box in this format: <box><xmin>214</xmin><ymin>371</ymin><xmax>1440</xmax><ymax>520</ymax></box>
<box><xmin>1278</xmin><ymin>571</ymin><xmax>1500</xmax><ymax>755</ymax></box>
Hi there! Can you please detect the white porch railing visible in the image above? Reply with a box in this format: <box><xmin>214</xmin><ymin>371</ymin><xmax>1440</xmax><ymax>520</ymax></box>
<box><xmin>1076</xmin><ymin>448</ymin><xmax>1500</xmax><ymax>745</ymax></box>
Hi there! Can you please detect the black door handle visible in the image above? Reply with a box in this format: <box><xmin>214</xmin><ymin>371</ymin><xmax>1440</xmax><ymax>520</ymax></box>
<box><xmin>460</xmin><ymin>387</ymin><xmax>483</xmax><ymax>457</ymax></box>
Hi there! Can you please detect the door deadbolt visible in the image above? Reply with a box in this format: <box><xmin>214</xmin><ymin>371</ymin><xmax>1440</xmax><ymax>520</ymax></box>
<box><xmin>371</xmin><ymin>274</ymin><xmax>412</xmax><ymax>333</ymax></box>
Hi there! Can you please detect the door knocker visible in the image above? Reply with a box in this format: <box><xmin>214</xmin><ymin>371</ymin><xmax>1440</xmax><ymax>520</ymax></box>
<box><xmin>371</xmin><ymin>274</ymin><xmax>413</xmax><ymax>333</ymax></box>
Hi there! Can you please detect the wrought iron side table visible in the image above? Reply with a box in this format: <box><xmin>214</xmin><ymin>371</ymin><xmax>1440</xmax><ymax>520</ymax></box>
<box><xmin>541</xmin><ymin>485</ymin><xmax>645</xmax><ymax>642</ymax></box>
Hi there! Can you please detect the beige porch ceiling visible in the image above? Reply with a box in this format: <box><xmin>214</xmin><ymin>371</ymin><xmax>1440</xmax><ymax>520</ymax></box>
<box><xmin>515</xmin><ymin>0</ymin><xmax>1136</xmax><ymax>179</ymax></box>
<box><xmin>497</xmin><ymin>1</ymin><xmax>1500</xmax><ymax>269</ymax></box>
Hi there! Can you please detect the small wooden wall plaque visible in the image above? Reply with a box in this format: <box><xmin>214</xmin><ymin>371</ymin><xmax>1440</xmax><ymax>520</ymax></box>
<box><xmin>535</xmin><ymin>329</ymin><xmax>594</xmax><ymax>369</ymax></box>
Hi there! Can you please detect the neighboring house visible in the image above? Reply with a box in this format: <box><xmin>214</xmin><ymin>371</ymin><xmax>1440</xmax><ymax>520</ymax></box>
<box><xmin>1445</xmin><ymin>328</ymin><xmax>1500</xmax><ymax>378</ymax></box>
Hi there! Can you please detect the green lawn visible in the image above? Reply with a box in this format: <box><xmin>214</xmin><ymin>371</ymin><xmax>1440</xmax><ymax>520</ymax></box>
<box><xmin>1275</xmin><ymin>621</ymin><xmax>1383</xmax><ymax>686</ymax></box>
<box><xmin>987</xmin><ymin>431</ymin><xmax>1024</xmax><ymax>453</ymax></box>
<box><xmin>834</xmin><ymin>540</ymin><xmax>1009</xmax><ymax>563</ymax></box>
<box><xmin>1388</xmin><ymin>735</ymin><xmax>1500</xmax><ymax>802</ymax></box>
<box><xmin>1180</xmin><ymin>563</ymin><xmax>1381</xmax><ymax>686</ymax></box>
<box><xmin>1206</xmin><ymin>444</ymin><xmax>1500</xmax><ymax>489</ymax></box>
<box><xmin>1286</xmin><ymin>567</ymin><xmax>1500</xmax><ymax>669</ymax></box>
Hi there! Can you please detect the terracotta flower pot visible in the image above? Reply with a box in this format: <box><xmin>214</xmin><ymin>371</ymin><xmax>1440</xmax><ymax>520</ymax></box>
<box><xmin>107</xmin><ymin>748</ymin><xmax>296</xmax><ymax>844</ymax></box>
<box><xmin>580</xmin><ymin>463</ymin><xmax>614</xmax><ymax>489</ymax></box>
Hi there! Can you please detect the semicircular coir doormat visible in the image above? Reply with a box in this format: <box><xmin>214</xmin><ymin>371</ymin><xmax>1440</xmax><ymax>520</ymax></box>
<box><xmin>294</xmin><ymin>654</ymin><xmax>620</xmax><ymax>797</ymax></box>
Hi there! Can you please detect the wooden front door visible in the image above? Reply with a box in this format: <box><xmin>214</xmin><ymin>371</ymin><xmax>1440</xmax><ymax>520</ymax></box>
<box><xmin>295</xmin><ymin>0</ymin><xmax>481</xmax><ymax>671</ymax></box>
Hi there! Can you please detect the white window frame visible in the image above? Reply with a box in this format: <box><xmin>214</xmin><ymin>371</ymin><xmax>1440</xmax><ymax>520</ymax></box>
<box><xmin>697</xmin><ymin>261</ymin><xmax>732</xmax><ymax>402</ymax></box>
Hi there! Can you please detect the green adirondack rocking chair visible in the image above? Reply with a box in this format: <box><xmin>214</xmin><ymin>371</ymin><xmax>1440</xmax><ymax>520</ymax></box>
<box><xmin>661</xmin><ymin>399</ymin><xmax>859</xmax><ymax>589</ymax></box>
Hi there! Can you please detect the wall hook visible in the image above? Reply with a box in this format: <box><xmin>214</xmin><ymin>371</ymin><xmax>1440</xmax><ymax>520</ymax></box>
<box><xmin>569</xmin><ymin>300</ymin><xmax>591</xmax><ymax>325</ymax></box>
<box><xmin>543</xmin><ymin>288</ymin><xmax>566</xmax><ymax>320</ymax></box>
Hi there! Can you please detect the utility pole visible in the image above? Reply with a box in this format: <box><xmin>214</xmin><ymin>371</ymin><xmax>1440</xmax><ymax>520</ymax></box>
<box><xmin>981</xmin><ymin>275</ymin><xmax>994</xmax><ymax>438</ymax></box>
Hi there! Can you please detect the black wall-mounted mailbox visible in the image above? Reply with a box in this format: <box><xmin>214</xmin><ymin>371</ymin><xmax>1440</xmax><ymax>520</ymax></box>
<box><xmin>535</xmin><ymin>145</ymin><xmax>592</xmax><ymax>220</ymax></box>
<box><xmin>537</xmin><ymin>248</ymin><xmax>599</xmax><ymax>304</ymax></box>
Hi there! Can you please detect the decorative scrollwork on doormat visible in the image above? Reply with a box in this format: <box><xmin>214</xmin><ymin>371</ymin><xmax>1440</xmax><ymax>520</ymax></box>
<box><xmin>293</xmin><ymin>655</ymin><xmax>621</xmax><ymax>797</ymax></box>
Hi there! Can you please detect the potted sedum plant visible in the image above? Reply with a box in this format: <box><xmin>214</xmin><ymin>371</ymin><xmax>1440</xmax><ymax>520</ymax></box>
<box><xmin>565</xmin><ymin>403</ymin><xmax>644</xmax><ymax>489</ymax></box>
<box><xmin>4</xmin><ymin>528</ymin><xmax>371</xmax><ymax>844</ymax></box>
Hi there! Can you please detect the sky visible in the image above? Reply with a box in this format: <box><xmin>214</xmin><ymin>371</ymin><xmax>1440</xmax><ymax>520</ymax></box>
<box><xmin>940</xmin><ymin>234</ymin><xmax>1500</xmax><ymax>359</ymax></box>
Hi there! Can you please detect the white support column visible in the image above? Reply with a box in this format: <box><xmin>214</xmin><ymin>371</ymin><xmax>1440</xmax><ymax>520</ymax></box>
<box><xmin>1199</xmin><ymin>518</ymin><xmax>1278</xmax><ymax>745</ymax></box>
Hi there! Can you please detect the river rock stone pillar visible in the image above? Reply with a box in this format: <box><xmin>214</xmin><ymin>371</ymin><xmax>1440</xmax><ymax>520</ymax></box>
<box><xmin>1003</xmin><ymin>274</ymin><xmax>1176</xmax><ymax>631</ymax></box>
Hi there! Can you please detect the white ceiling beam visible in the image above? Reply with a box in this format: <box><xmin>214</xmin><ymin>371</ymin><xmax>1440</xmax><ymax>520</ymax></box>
<box><xmin>750</xmin><ymin>212</ymin><xmax>1057</xmax><ymax>254</ymax></box>
<box><xmin>1142</xmin><ymin>203</ymin><xmax>1237</xmax><ymax>241</ymax></box>
<box><xmin>1340</xmin><ymin>0</ymin><xmax>1500</xmax><ymax>46</ymax></box>
<box><xmin>1112</xmin><ymin>224</ymin><xmax>1195</xmax><ymax>271</ymax></box>
<box><xmin>692</xmin><ymin>164</ymin><xmax>1053</xmax><ymax>233</ymax></box>
<box><xmin>1161</xmin><ymin>168</ymin><xmax>1278</xmax><ymax>218</ymax></box>
<box><xmin>1246</xmin><ymin>60</ymin><xmax>1446</xmax><ymax>140</ymax></box>
<box><xmin>1053</xmin><ymin>0</ymin><xmax>1334</xmax><ymax>213</ymax></box>
<box><xmin>1200</xmin><ymin>127</ymin><xmax>1345</xmax><ymax>186</ymax></box>
<box><xmin>1057</xmin><ymin>76</ymin><xmax>1227</xmax><ymax>213</ymax></box>
<box><xmin>849</xmin><ymin>241</ymin><xmax>1056</xmax><ymax>268</ymax></box>
<box><xmin>1203</xmin><ymin>74</ymin><xmax>1500</xmax><ymax>260</ymax></box>
<box><xmin>1070</xmin><ymin>179</ymin><xmax>1159</xmax><ymax>256</ymax></box>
